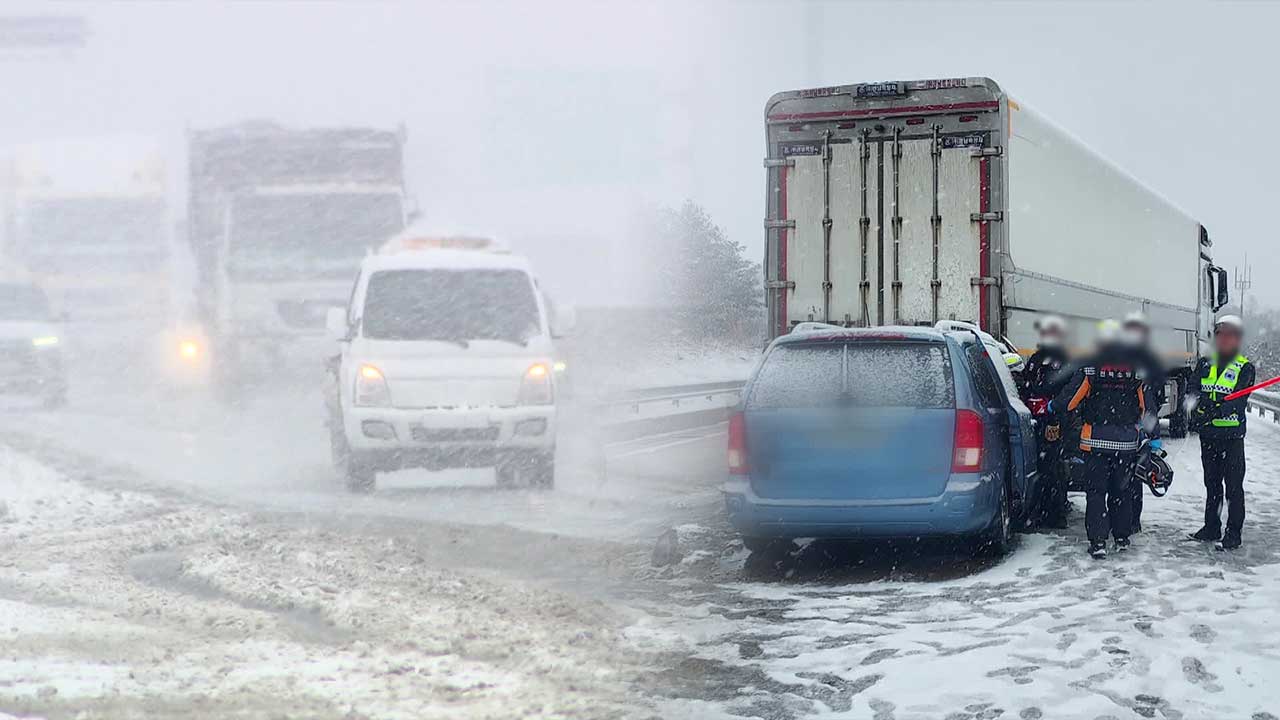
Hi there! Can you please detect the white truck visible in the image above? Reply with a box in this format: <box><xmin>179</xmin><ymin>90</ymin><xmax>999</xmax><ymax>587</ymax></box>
<box><xmin>324</xmin><ymin>232</ymin><xmax>573</xmax><ymax>493</ymax></box>
<box><xmin>0</xmin><ymin>137</ymin><xmax>176</xmax><ymax>321</ymax></box>
<box><xmin>188</xmin><ymin>122</ymin><xmax>409</xmax><ymax>394</ymax></box>
<box><xmin>763</xmin><ymin>77</ymin><xmax>1230</xmax><ymax>435</ymax></box>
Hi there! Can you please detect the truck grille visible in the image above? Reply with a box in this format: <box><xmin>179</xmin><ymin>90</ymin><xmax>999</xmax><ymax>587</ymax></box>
<box><xmin>276</xmin><ymin>300</ymin><xmax>337</xmax><ymax>329</ymax></box>
<box><xmin>409</xmin><ymin>426</ymin><xmax>500</xmax><ymax>443</ymax></box>
<box><xmin>0</xmin><ymin>340</ymin><xmax>32</xmax><ymax>374</ymax></box>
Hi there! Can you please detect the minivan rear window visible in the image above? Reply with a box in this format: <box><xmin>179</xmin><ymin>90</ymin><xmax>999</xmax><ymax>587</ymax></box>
<box><xmin>747</xmin><ymin>342</ymin><xmax>954</xmax><ymax>409</ymax></box>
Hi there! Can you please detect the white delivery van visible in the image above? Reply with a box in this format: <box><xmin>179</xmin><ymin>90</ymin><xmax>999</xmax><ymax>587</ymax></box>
<box><xmin>324</xmin><ymin>233</ymin><xmax>572</xmax><ymax>492</ymax></box>
<box><xmin>762</xmin><ymin>77</ymin><xmax>1231</xmax><ymax>435</ymax></box>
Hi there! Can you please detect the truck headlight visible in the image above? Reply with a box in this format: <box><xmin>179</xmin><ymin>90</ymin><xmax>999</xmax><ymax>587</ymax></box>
<box><xmin>517</xmin><ymin>363</ymin><xmax>553</xmax><ymax>406</ymax></box>
<box><xmin>178</xmin><ymin>339</ymin><xmax>201</xmax><ymax>361</ymax></box>
<box><xmin>31</xmin><ymin>336</ymin><xmax>59</xmax><ymax>348</ymax></box>
<box><xmin>355</xmin><ymin>364</ymin><xmax>391</xmax><ymax>407</ymax></box>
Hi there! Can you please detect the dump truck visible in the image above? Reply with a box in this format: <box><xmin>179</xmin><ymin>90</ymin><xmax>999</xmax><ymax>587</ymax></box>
<box><xmin>762</xmin><ymin>77</ymin><xmax>1230</xmax><ymax>435</ymax></box>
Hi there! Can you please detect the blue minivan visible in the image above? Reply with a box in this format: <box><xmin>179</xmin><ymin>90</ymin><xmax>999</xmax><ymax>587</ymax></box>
<box><xmin>724</xmin><ymin>323</ymin><xmax>1038</xmax><ymax>555</ymax></box>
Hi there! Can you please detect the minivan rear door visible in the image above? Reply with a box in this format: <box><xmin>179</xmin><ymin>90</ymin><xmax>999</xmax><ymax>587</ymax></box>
<box><xmin>744</xmin><ymin>340</ymin><xmax>956</xmax><ymax>501</ymax></box>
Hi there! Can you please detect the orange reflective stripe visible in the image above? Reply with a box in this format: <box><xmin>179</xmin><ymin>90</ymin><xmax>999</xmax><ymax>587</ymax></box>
<box><xmin>1079</xmin><ymin>422</ymin><xmax>1092</xmax><ymax>453</ymax></box>
<box><xmin>1067</xmin><ymin>377</ymin><xmax>1091</xmax><ymax>412</ymax></box>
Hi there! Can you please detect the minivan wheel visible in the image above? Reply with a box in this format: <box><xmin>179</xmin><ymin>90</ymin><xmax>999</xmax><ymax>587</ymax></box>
<box><xmin>978</xmin><ymin>484</ymin><xmax>1013</xmax><ymax>556</ymax></box>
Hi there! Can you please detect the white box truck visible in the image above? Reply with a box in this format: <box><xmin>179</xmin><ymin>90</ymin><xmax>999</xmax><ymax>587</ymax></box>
<box><xmin>763</xmin><ymin>77</ymin><xmax>1230</xmax><ymax>435</ymax></box>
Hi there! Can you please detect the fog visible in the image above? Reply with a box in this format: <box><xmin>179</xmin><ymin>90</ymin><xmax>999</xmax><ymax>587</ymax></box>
<box><xmin>5</xmin><ymin>1</ymin><xmax>1275</xmax><ymax>305</ymax></box>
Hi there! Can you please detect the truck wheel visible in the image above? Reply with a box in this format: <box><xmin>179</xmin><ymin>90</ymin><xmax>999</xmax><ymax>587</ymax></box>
<box><xmin>1168</xmin><ymin>379</ymin><xmax>1189</xmax><ymax>438</ymax></box>
<box><xmin>344</xmin><ymin>462</ymin><xmax>376</xmax><ymax>493</ymax></box>
<box><xmin>212</xmin><ymin>341</ymin><xmax>243</xmax><ymax>404</ymax></box>
<box><xmin>42</xmin><ymin>387</ymin><xmax>68</xmax><ymax>410</ymax></box>
<box><xmin>330</xmin><ymin>412</ymin><xmax>375</xmax><ymax>493</ymax></box>
<box><xmin>496</xmin><ymin>451</ymin><xmax>554</xmax><ymax>490</ymax></box>
<box><xmin>529</xmin><ymin>451</ymin><xmax>555</xmax><ymax>490</ymax></box>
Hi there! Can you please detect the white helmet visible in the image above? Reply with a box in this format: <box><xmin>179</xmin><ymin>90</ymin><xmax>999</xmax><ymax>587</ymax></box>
<box><xmin>1123</xmin><ymin>311</ymin><xmax>1150</xmax><ymax>330</ymax></box>
<box><xmin>1036</xmin><ymin>314</ymin><xmax>1066</xmax><ymax>334</ymax></box>
<box><xmin>1215</xmin><ymin>314</ymin><xmax>1244</xmax><ymax>333</ymax></box>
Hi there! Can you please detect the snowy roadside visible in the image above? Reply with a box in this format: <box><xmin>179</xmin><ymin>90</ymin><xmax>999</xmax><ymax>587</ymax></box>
<box><xmin>0</xmin><ymin>445</ymin><xmax>662</xmax><ymax>719</ymax></box>
<box><xmin>635</xmin><ymin>429</ymin><xmax>1280</xmax><ymax>720</ymax></box>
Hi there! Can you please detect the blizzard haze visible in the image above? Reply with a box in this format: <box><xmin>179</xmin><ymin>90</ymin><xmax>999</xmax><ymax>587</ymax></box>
<box><xmin>3</xmin><ymin>0</ymin><xmax>1274</xmax><ymax>305</ymax></box>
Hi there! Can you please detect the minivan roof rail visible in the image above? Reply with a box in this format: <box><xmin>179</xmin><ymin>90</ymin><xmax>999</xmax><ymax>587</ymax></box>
<box><xmin>791</xmin><ymin>321</ymin><xmax>847</xmax><ymax>335</ymax></box>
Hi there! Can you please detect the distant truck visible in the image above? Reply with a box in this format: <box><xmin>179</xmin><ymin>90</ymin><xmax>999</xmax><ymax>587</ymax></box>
<box><xmin>187</xmin><ymin>122</ymin><xmax>410</xmax><ymax>392</ymax></box>
<box><xmin>0</xmin><ymin>137</ymin><xmax>177</xmax><ymax>322</ymax></box>
<box><xmin>763</xmin><ymin>77</ymin><xmax>1230</xmax><ymax>435</ymax></box>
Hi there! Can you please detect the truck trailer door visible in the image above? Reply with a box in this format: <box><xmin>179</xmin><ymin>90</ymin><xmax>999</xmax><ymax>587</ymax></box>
<box><xmin>890</xmin><ymin>130</ymin><xmax>983</xmax><ymax>327</ymax></box>
<box><xmin>781</xmin><ymin>128</ymin><xmax>986</xmax><ymax>330</ymax></box>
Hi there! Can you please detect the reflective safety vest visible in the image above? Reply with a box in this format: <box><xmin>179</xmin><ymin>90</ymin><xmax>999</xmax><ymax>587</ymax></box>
<box><xmin>1202</xmin><ymin>354</ymin><xmax>1249</xmax><ymax>427</ymax></box>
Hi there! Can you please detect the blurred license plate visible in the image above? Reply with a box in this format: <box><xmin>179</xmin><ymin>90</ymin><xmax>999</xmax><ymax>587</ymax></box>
<box><xmin>810</xmin><ymin>429</ymin><xmax>879</xmax><ymax>450</ymax></box>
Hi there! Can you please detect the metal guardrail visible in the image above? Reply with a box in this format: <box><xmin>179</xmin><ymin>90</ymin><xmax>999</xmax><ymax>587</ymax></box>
<box><xmin>1247</xmin><ymin>389</ymin><xmax>1280</xmax><ymax>422</ymax></box>
<box><xmin>599</xmin><ymin>380</ymin><xmax>745</xmax><ymax>427</ymax></box>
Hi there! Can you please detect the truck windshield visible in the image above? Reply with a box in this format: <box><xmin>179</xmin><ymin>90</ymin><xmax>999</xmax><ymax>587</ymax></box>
<box><xmin>0</xmin><ymin>284</ymin><xmax>52</xmax><ymax>321</ymax></box>
<box><xmin>228</xmin><ymin>192</ymin><xmax>402</xmax><ymax>281</ymax></box>
<box><xmin>748</xmin><ymin>342</ymin><xmax>955</xmax><ymax>409</ymax></box>
<box><xmin>361</xmin><ymin>268</ymin><xmax>541</xmax><ymax>344</ymax></box>
<box><xmin>19</xmin><ymin>198</ymin><xmax>168</xmax><ymax>272</ymax></box>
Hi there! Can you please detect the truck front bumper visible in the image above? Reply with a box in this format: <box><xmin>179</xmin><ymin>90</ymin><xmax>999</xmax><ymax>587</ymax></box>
<box><xmin>344</xmin><ymin>405</ymin><xmax>556</xmax><ymax>471</ymax></box>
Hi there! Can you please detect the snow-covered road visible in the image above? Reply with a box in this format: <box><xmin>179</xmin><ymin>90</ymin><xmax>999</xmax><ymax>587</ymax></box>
<box><xmin>636</xmin><ymin>425</ymin><xmax>1280</xmax><ymax>719</ymax></box>
<box><xmin>7</xmin><ymin>351</ymin><xmax>1280</xmax><ymax>718</ymax></box>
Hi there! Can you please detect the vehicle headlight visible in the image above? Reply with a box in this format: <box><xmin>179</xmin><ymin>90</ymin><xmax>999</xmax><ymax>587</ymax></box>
<box><xmin>178</xmin><ymin>339</ymin><xmax>201</xmax><ymax>361</ymax></box>
<box><xmin>31</xmin><ymin>336</ymin><xmax>59</xmax><ymax>348</ymax></box>
<box><xmin>355</xmin><ymin>364</ymin><xmax>391</xmax><ymax>407</ymax></box>
<box><xmin>517</xmin><ymin>362</ymin><xmax>553</xmax><ymax>406</ymax></box>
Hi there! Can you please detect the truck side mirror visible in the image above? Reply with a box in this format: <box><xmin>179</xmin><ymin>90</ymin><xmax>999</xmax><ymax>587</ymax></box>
<box><xmin>550</xmin><ymin>303</ymin><xmax>577</xmax><ymax>339</ymax></box>
<box><xmin>1214</xmin><ymin>266</ymin><xmax>1230</xmax><ymax>311</ymax></box>
<box><xmin>326</xmin><ymin>307</ymin><xmax>351</xmax><ymax>342</ymax></box>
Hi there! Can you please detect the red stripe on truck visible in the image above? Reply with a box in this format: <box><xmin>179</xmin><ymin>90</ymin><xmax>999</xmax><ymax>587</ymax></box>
<box><xmin>778</xmin><ymin>164</ymin><xmax>789</xmax><ymax>336</ymax></box>
<box><xmin>979</xmin><ymin>156</ymin><xmax>990</xmax><ymax>332</ymax></box>
<box><xmin>767</xmin><ymin>101</ymin><xmax>999</xmax><ymax>123</ymax></box>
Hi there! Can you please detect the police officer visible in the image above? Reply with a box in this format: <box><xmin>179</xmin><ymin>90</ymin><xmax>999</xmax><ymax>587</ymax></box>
<box><xmin>1020</xmin><ymin>315</ymin><xmax>1071</xmax><ymax>528</ymax></box>
<box><xmin>1121</xmin><ymin>312</ymin><xmax>1166</xmax><ymax>534</ymax></box>
<box><xmin>1188</xmin><ymin>315</ymin><xmax>1254</xmax><ymax>550</ymax></box>
<box><xmin>1054</xmin><ymin>320</ymin><xmax>1155</xmax><ymax>558</ymax></box>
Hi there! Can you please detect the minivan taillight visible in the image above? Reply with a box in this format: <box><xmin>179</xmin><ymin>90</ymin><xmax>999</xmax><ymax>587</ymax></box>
<box><xmin>952</xmin><ymin>409</ymin><xmax>985</xmax><ymax>472</ymax></box>
<box><xmin>728</xmin><ymin>411</ymin><xmax>749</xmax><ymax>475</ymax></box>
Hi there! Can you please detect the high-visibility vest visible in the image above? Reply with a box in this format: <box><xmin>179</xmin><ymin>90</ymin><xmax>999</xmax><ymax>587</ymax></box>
<box><xmin>1201</xmin><ymin>354</ymin><xmax>1249</xmax><ymax>427</ymax></box>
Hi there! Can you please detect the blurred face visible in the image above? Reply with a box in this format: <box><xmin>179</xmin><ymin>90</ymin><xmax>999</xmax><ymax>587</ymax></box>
<box><xmin>1039</xmin><ymin>328</ymin><xmax>1064</xmax><ymax>347</ymax></box>
<box><xmin>1215</xmin><ymin>327</ymin><xmax>1242</xmax><ymax>356</ymax></box>
<box><xmin>1122</xmin><ymin>324</ymin><xmax>1148</xmax><ymax>346</ymax></box>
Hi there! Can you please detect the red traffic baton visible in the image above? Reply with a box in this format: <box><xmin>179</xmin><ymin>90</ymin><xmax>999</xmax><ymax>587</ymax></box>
<box><xmin>1224</xmin><ymin>375</ymin><xmax>1280</xmax><ymax>402</ymax></box>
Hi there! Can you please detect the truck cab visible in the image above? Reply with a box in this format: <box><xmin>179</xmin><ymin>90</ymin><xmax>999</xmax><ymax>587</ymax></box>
<box><xmin>324</xmin><ymin>234</ymin><xmax>571</xmax><ymax>492</ymax></box>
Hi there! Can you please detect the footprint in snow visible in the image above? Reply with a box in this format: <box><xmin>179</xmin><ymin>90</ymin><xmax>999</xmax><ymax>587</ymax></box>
<box><xmin>1180</xmin><ymin>656</ymin><xmax>1223</xmax><ymax>693</ymax></box>
<box><xmin>1190</xmin><ymin>624</ymin><xmax>1217</xmax><ymax>644</ymax></box>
